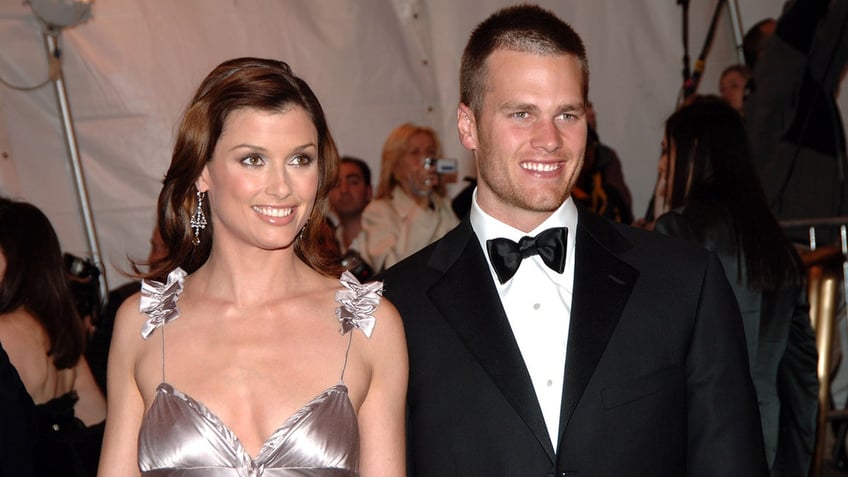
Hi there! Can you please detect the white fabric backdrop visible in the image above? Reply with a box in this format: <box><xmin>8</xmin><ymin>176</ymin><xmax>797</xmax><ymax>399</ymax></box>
<box><xmin>0</xmin><ymin>0</ymin><xmax>807</xmax><ymax>288</ymax></box>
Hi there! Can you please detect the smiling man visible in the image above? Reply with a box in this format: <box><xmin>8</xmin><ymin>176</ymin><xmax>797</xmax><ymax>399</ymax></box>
<box><xmin>382</xmin><ymin>4</ymin><xmax>768</xmax><ymax>476</ymax></box>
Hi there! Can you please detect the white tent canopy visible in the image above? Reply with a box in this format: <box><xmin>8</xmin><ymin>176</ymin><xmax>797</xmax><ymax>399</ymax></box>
<box><xmin>0</xmin><ymin>0</ymin><xmax>816</xmax><ymax>288</ymax></box>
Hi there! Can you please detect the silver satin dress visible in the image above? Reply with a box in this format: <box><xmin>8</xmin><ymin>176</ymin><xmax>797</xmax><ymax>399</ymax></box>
<box><xmin>133</xmin><ymin>269</ymin><xmax>381</xmax><ymax>477</ymax></box>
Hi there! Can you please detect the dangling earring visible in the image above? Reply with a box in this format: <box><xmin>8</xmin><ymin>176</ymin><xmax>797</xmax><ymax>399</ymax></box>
<box><xmin>299</xmin><ymin>219</ymin><xmax>309</xmax><ymax>242</ymax></box>
<box><xmin>190</xmin><ymin>190</ymin><xmax>207</xmax><ymax>246</ymax></box>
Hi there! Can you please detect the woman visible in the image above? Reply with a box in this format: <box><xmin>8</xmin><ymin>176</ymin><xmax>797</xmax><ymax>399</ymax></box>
<box><xmin>359</xmin><ymin>123</ymin><xmax>458</xmax><ymax>272</ymax></box>
<box><xmin>653</xmin><ymin>96</ymin><xmax>818</xmax><ymax>475</ymax></box>
<box><xmin>0</xmin><ymin>197</ymin><xmax>107</xmax><ymax>477</ymax></box>
<box><xmin>98</xmin><ymin>58</ymin><xmax>408</xmax><ymax>476</ymax></box>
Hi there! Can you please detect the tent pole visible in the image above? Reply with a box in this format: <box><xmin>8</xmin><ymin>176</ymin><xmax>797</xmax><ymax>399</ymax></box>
<box><xmin>43</xmin><ymin>28</ymin><xmax>109</xmax><ymax>302</ymax></box>
<box><xmin>726</xmin><ymin>0</ymin><xmax>746</xmax><ymax>64</ymax></box>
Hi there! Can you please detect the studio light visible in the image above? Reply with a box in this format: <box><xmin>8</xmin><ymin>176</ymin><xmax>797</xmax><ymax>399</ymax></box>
<box><xmin>28</xmin><ymin>0</ymin><xmax>93</xmax><ymax>30</ymax></box>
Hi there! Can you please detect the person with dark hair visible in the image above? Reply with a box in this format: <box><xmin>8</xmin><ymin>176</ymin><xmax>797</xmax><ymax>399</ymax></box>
<box><xmin>0</xmin><ymin>197</ymin><xmax>106</xmax><ymax>477</ymax></box>
<box><xmin>381</xmin><ymin>4</ymin><xmax>766</xmax><ymax>476</ymax></box>
<box><xmin>573</xmin><ymin>100</ymin><xmax>633</xmax><ymax>224</ymax></box>
<box><xmin>719</xmin><ymin>63</ymin><xmax>751</xmax><ymax>115</ymax></box>
<box><xmin>98</xmin><ymin>58</ymin><xmax>407</xmax><ymax>476</ymax></box>
<box><xmin>744</xmin><ymin>0</ymin><xmax>848</xmax><ymax>243</ymax></box>
<box><xmin>327</xmin><ymin>156</ymin><xmax>375</xmax><ymax>281</ymax></box>
<box><xmin>330</xmin><ymin>156</ymin><xmax>372</xmax><ymax>253</ymax></box>
<box><xmin>743</xmin><ymin>18</ymin><xmax>777</xmax><ymax>69</ymax></box>
<box><xmin>654</xmin><ymin>96</ymin><xmax>818</xmax><ymax>476</ymax></box>
<box><xmin>359</xmin><ymin>123</ymin><xmax>458</xmax><ymax>272</ymax></box>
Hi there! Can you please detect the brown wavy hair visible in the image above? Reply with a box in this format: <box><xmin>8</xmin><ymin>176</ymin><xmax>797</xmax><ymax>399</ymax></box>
<box><xmin>140</xmin><ymin>58</ymin><xmax>341</xmax><ymax>280</ymax></box>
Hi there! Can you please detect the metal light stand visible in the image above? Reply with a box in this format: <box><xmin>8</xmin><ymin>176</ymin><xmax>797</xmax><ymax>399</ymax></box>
<box><xmin>40</xmin><ymin>21</ymin><xmax>109</xmax><ymax>301</ymax></box>
<box><xmin>725</xmin><ymin>0</ymin><xmax>746</xmax><ymax>64</ymax></box>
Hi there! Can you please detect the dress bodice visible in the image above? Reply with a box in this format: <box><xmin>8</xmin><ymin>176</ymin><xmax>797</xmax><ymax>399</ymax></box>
<box><xmin>135</xmin><ymin>269</ymin><xmax>381</xmax><ymax>477</ymax></box>
<box><xmin>138</xmin><ymin>383</ymin><xmax>358</xmax><ymax>477</ymax></box>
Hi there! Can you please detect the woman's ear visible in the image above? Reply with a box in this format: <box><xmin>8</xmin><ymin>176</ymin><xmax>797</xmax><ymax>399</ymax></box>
<box><xmin>457</xmin><ymin>103</ymin><xmax>478</xmax><ymax>151</ymax></box>
<box><xmin>195</xmin><ymin>165</ymin><xmax>210</xmax><ymax>193</ymax></box>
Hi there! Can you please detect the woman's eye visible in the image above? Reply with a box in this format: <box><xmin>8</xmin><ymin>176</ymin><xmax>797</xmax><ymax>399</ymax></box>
<box><xmin>289</xmin><ymin>154</ymin><xmax>314</xmax><ymax>166</ymax></box>
<box><xmin>241</xmin><ymin>155</ymin><xmax>265</xmax><ymax>167</ymax></box>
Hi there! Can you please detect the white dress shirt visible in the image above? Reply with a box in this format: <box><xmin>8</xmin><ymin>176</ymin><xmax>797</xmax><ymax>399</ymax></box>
<box><xmin>470</xmin><ymin>189</ymin><xmax>577</xmax><ymax>447</ymax></box>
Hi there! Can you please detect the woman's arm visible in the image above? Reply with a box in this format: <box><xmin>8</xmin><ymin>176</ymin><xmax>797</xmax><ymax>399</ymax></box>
<box><xmin>97</xmin><ymin>295</ymin><xmax>145</xmax><ymax>477</ymax></box>
<box><xmin>357</xmin><ymin>298</ymin><xmax>408</xmax><ymax>476</ymax></box>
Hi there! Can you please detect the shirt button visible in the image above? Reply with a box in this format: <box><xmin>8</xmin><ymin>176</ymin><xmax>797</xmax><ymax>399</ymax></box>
<box><xmin>533</xmin><ymin>303</ymin><xmax>541</xmax><ymax>310</ymax></box>
<box><xmin>547</xmin><ymin>379</ymin><xmax>553</xmax><ymax>387</ymax></box>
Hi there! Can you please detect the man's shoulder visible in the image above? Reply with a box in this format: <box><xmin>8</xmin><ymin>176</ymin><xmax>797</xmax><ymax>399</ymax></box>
<box><xmin>581</xmin><ymin>209</ymin><xmax>709</xmax><ymax>260</ymax></box>
<box><xmin>381</xmin><ymin>220</ymin><xmax>474</xmax><ymax>282</ymax></box>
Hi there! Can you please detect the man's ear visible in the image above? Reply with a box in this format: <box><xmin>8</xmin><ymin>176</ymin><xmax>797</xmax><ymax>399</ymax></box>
<box><xmin>457</xmin><ymin>103</ymin><xmax>478</xmax><ymax>151</ymax></box>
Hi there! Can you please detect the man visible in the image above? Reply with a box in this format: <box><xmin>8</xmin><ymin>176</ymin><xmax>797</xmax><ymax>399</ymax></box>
<box><xmin>573</xmin><ymin>100</ymin><xmax>633</xmax><ymax>224</ymax></box>
<box><xmin>329</xmin><ymin>156</ymin><xmax>373</xmax><ymax>252</ymax></box>
<box><xmin>382</xmin><ymin>5</ymin><xmax>767</xmax><ymax>476</ymax></box>
<box><xmin>328</xmin><ymin>155</ymin><xmax>375</xmax><ymax>280</ymax></box>
<box><xmin>744</xmin><ymin>0</ymin><xmax>848</xmax><ymax>244</ymax></box>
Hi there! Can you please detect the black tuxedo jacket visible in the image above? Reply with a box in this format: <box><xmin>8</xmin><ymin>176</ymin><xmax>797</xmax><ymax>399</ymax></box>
<box><xmin>382</xmin><ymin>207</ymin><xmax>768</xmax><ymax>477</ymax></box>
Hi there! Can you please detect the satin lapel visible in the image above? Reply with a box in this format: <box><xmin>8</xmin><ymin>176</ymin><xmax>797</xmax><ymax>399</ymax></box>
<box><xmin>427</xmin><ymin>220</ymin><xmax>556</xmax><ymax>461</ymax></box>
<box><xmin>557</xmin><ymin>210</ymin><xmax>638</xmax><ymax>447</ymax></box>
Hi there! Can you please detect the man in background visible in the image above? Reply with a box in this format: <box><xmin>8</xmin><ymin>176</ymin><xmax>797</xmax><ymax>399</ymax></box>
<box><xmin>328</xmin><ymin>156</ymin><xmax>374</xmax><ymax>280</ymax></box>
<box><xmin>744</xmin><ymin>0</ymin><xmax>848</xmax><ymax>243</ymax></box>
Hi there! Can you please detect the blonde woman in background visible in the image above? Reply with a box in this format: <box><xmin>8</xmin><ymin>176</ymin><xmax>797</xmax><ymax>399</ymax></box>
<box><xmin>359</xmin><ymin>123</ymin><xmax>459</xmax><ymax>272</ymax></box>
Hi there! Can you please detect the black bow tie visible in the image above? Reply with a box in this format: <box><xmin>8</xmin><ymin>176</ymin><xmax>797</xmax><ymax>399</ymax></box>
<box><xmin>486</xmin><ymin>227</ymin><xmax>567</xmax><ymax>284</ymax></box>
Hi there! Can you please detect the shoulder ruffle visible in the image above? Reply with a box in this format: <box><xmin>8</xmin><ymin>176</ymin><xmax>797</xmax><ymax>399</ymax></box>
<box><xmin>335</xmin><ymin>270</ymin><xmax>382</xmax><ymax>338</ymax></box>
<box><xmin>139</xmin><ymin>268</ymin><xmax>186</xmax><ymax>339</ymax></box>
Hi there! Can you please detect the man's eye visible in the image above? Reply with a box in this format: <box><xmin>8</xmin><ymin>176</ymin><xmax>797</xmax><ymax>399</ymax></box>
<box><xmin>511</xmin><ymin>111</ymin><xmax>529</xmax><ymax>119</ymax></box>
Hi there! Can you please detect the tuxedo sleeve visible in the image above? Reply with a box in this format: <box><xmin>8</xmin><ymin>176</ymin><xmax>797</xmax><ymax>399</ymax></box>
<box><xmin>686</xmin><ymin>254</ymin><xmax>769</xmax><ymax>476</ymax></box>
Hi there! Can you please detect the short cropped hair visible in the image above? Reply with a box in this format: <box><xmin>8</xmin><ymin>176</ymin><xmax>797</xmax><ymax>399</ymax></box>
<box><xmin>460</xmin><ymin>4</ymin><xmax>589</xmax><ymax>115</ymax></box>
<box><xmin>340</xmin><ymin>156</ymin><xmax>372</xmax><ymax>188</ymax></box>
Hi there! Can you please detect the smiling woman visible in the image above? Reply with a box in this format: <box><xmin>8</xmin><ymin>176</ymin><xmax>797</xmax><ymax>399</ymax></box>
<box><xmin>97</xmin><ymin>58</ymin><xmax>408</xmax><ymax>477</ymax></box>
<box><xmin>196</xmin><ymin>107</ymin><xmax>321</xmax><ymax>251</ymax></box>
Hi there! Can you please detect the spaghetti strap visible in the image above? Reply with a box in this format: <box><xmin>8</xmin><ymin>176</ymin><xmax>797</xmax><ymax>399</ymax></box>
<box><xmin>139</xmin><ymin>268</ymin><xmax>186</xmax><ymax>384</ymax></box>
<box><xmin>339</xmin><ymin>332</ymin><xmax>353</xmax><ymax>383</ymax></box>
<box><xmin>160</xmin><ymin>323</ymin><xmax>166</xmax><ymax>383</ymax></box>
<box><xmin>335</xmin><ymin>270</ymin><xmax>382</xmax><ymax>382</ymax></box>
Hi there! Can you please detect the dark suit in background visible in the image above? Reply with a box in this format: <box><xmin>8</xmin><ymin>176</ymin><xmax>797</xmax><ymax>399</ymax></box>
<box><xmin>745</xmin><ymin>0</ymin><xmax>848</xmax><ymax>243</ymax></box>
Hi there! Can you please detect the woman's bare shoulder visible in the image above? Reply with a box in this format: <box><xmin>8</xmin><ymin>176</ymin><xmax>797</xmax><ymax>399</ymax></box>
<box><xmin>112</xmin><ymin>292</ymin><xmax>146</xmax><ymax>348</ymax></box>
